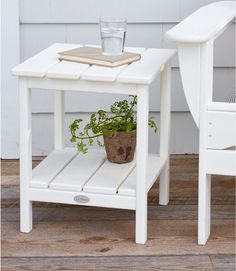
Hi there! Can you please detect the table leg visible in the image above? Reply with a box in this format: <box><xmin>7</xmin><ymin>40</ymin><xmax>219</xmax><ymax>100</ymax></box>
<box><xmin>135</xmin><ymin>85</ymin><xmax>149</xmax><ymax>244</ymax></box>
<box><xmin>54</xmin><ymin>90</ymin><xmax>65</xmax><ymax>150</ymax></box>
<box><xmin>159</xmin><ymin>64</ymin><xmax>171</xmax><ymax>205</ymax></box>
<box><xmin>19</xmin><ymin>78</ymin><xmax>32</xmax><ymax>232</ymax></box>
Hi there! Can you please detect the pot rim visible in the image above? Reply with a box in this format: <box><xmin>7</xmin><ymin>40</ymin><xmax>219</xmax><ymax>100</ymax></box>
<box><xmin>103</xmin><ymin>129</ymin><xmax>136</xmax><ymax>136</ymax></box>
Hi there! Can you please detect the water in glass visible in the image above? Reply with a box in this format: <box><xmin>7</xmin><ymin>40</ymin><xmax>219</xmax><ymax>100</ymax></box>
<box><xmin>100</xmin><ymin>18</ymin><xmax>127</xmax><ymax>56</ymax></box>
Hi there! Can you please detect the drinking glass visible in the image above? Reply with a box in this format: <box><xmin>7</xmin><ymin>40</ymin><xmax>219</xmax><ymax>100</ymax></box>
<box><xmin>99</xmin><ymin>17</ymin><xmax>127</xmax><ymax>56</ymax></box>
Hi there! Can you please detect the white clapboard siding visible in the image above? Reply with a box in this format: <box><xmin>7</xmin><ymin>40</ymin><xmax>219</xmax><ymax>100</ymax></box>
<box><xmin>12</xmin><ymin>43</ymin><xmax>80</xmax><ymax>77</ymax></box>
<box><xmin>21</xmin><ymin>0</ymin><xmax>228</xmax><ymax>24</ymax></box>
<box><xmin>46</xmin><ymin>60</ymin><xmax>90</xmax><ymax>80</ymax></box>
<box><xmin>31</xmin><ymin>148</ymin><xmax>77</xmax><ymax>188</ymax></box>
<box><xmin>19</xmin><ymin>0</ymin><xmax>180</xmax><ymax>24</ymax></box>
<box><xmin>81</xmin><ymin>47</ymin><xmax>146</xmax><ymax>82</ymax></box>
<box><xmin>49</xmin><ymin>150</ymin><xmax>106</xmax><ymax>192</ymax></box>
<box><xmin>117</xmin><ymin>49</ymin><xmax>176</xmax><ymax>84</ymax></box>
<box><xmin>118</xmin><ymin>155</ymin><xmax>165</xmax><ymax>196</ymax></box>
<box><xmin>83</xmin><ymin>159</ymin><xmax>136</xmax><ymax>194</ymax></box>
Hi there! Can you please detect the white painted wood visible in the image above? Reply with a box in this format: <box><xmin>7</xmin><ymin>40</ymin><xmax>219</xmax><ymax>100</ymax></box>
<box><xmin>32</xmin><ymin>112</ymin><xmax>200</xmax><ymax>156</ymax></box>
<box><xmin>1</xmin><ymin>0</ymin><xmax>20</xmax><ymax>158</ymax></box>
<box><xmin>31</xmin><ymin>148</ymin><xmax>77</xmax><ymax>188</ymax></box>
<box><xmin>14</xmin><ymin>44</ymin><xmax>175</xmax><ymax>244</ymax></box>
<box><xmin>19</xmin><ymin>0</ymin><xmax>180</xmax><ymax>23</ymax></box>
<box><xmin>168</xmin><ymin>2</ymin><xmax>236</xmax><ymax>245</ymax></box>
<box><xmin>54</xmin><ymin>91</ymin><xmax>65</xmax><ymax>150</ymax></box>
<box><xmin>27</xmin><ymin>77</ymin><xmax>137</xmax><ymax>95</ymax></box>
<box><xmin>29</xmin><ymin>188</ymin><xmax>136</xmax><ymax>210</ymax></box>
<box><xmin>164</xmin><ymin>22</ymin><xmax>236</xmax><ymax>68</ymax></box>
<box><xmin>50</xmin><ymin>150</ymin><xmax>106</xmax><ymax>192</ymax></box>
<box><xmin>81</xmin><ymin>47</ymin><xmax>146</xmax><ymax>82</ymax></box>
<box><xmin>135</xmin><ymin>85</ymin><xmax>149</xmax><ymax>244</ymax></box>
<box><xmin>28</xmin><ymin>67</ymin><xmax>235</xmax><ymax>115</ymax></box>
<box><xmin>81</xmin><ymin>65</ymin><xmax>130</xmax><ymax>82</ymax></box>
<box><xmin>19</xmin><ymin>78</ymin><xmax>32</xmax><ymax>232</ymax></box>
<box><xmin>83</xmin><ymin>159</ymin><xmax>136</xmax><ymax>195</ymax></box>
<box><xmin>206</xmin><ymin>150</ymin><xmax>236</xmax><ymax>176</ymax></box>
<box><xmin>166</xmin><ymin>1</ymin><xmax>236</xmax><ymax>43</ymax></box>
<box><xmin>159</xmin><ymin>64</ymin><xmax>171</xmax><ymax>205</ymax></box>
<box><xmin>207</xmin><ymin>111</ymin><xmax>236</xmax><ymax>149</ymax></box>
<box><xmin>176</xmin><ymin>43</ymin><xmax>201</xmax><ymax>127</ymax></box>
<box><xmin>208</xmin><ymin>102</ymin><xmax>236</xmax><ymax>112</ymax></box>
<box><xmin>198</xmin><ymin>41</ymin><xmax>214</xmax><ymax>245</ymax></box>
<box><xmin>118</xmin><ymin>156</ymin><xmax>166</xmax><ymax>196</ymax></box>
<box><xmin>46</xmin><ymin>60</ymin><xmax>89</xmax><ymax>80</ymax></box>
<box><xmin>117</xmin><ymin>49</ymin><xmax>176</xmax><ymax>84</ymax></box>
<box><xmin>12</xmin><ymin>43</ymin><xmax>80</xmax><ymax>77</ymax></box>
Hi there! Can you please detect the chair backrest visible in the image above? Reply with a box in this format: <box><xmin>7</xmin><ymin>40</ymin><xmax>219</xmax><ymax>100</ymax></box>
<box><xmin>166</xmin><ymin>1</ymin><xmax>236</xmax><ymax>127</ymax></box>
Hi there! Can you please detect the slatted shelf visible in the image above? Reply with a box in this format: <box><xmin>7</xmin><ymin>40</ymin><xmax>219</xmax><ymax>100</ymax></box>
<box><xmin>30</xmin><ymin>148</ymin><xmax>164</xmax><ymax>196</ymax></box>
<box><xmin>31</xmin><ymin>148</ymin><xmax>78</xmax><ymax>188</ymax></box>
<box><xmin>118</xmin><ymin>155</ymin><xmax>166</xmax><ymax>196</ymax></box>
<box><xmin>49</xmin><ymin>150</ymin><xmax>106</xmax><ymax>192</ymax></box>
<box><xmin>82</xmin><ymin>158</ymin><xmax>136</xmax><ymax>195</ymax></box>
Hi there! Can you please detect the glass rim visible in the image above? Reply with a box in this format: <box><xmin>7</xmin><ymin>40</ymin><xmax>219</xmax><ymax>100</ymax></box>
<box><xmin>99</xmin><ymin>17</ymin><xmax>127</xmax><ymax>23</ymax></box>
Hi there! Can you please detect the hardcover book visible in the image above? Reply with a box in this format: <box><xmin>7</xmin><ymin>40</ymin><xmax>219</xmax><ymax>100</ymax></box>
<box><xmin>58</xmin><ymin>46</ymin><xmax>141</xmax><ymax>68</ymax></box>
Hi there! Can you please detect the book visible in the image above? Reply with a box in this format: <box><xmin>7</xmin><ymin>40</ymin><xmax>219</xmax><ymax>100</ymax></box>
<box><xmin>58</xmin><ymin>46</ymin><xmax>141</xmax><ymax>68</ymax></box>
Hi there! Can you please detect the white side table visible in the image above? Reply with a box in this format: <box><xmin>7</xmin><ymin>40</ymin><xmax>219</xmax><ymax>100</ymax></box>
<box><xmin>12</xmin><ymin>43</ymin><xmax>176</xmax><ymax>244</ymax></box>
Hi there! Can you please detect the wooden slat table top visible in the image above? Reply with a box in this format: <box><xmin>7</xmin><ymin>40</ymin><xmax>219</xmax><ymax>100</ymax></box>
<box><xmin>12</xmin><ymin>43</ymin><xmax>176</xmax><ymax>85</ymax></box>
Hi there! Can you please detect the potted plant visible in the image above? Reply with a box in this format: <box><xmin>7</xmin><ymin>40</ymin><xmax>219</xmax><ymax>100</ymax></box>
<box><xmin>70</xmin><ymin>95</ymin><xmax>157</xmax><ymax>164</ymax></box>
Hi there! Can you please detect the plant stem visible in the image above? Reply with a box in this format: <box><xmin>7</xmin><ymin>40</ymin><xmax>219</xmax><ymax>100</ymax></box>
<box><xmin>124</xmin><ymin>96</ymin><xmax>137</xmax><ymax>123</ymax></box>
<box><xmin>74</xmin><ymin>133</ymin><xmax>103</xmax><ymax>140</ymax></box>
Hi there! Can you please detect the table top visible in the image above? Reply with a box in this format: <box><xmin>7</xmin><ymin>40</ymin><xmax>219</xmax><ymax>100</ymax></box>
<box><xmin>12</xmin><ymin>43</ymin><xmax>176</xmax><ymax>85</ymax></box>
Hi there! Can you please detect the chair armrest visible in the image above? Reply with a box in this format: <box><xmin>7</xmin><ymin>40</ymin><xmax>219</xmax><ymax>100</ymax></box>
<box><xmin>166</xmin><ymin>1</ymin><xmax>236</xmax><ymax>43</ymax></box>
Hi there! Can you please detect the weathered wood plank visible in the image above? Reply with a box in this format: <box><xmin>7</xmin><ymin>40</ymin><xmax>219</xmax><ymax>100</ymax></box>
<box><xmin>1</xmin><ymin>255</ymin><xmax>214</xmax><ymax>271</ymax></box>
<box><xmin>1</xmin><ymin>220</ymin><xmax>235</xmax><ymax>257</ymax></box>
<box><xmin>210</xmin><ymin>254</ymin><xmax>236</xmax><ymax>271</ymax></box>
<box><xmin>2</xmin><ymin>178</ymin><xmax>235</xmax><ymax>206</ymax></box>
<box><xmin>1</xmin><ymin>205</ymin><xmax>235</xmax><ymax>222</ymax></box>
<box><xmin>1</xmin><ymin>157</ymin><xmax>235</xmax><ymax>270</ymax></box>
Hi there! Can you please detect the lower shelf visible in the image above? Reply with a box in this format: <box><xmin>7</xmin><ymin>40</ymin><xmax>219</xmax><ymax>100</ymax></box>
<box><xmin>30</xmin><ymin>148</ymin><xmax>166</xmax><ymax>197</ymax></box>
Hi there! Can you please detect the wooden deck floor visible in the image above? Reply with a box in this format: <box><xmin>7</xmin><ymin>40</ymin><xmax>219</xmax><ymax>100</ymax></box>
<box><xmin>1</xmin><ymin>156</ymin><xmax>235</xmax><ymax>271</ymax></box>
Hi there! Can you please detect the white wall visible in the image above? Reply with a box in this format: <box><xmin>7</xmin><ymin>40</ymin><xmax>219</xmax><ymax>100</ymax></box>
<box><xmin>1</xmin><ymin>0</ymin><xmax>235</xmax><ymax>157</ymax></box>
<box><xmin>1</xmin><ymin>0</ymin><xmax>20</xmax><ymax>158</ymax></box>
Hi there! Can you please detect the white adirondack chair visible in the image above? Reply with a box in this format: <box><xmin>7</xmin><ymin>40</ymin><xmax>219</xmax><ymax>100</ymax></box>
<box><xmin>166</xmin><ymin>1</ymin><xmax>236</xmax><ymax>245</ymax></box>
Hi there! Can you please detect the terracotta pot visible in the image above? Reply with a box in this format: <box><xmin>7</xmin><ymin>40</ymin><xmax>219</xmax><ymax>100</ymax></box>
<box><xmin>103</xmin><ymin>130</ymin><xmax>136</xmax><ymax>164</ymax></box>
